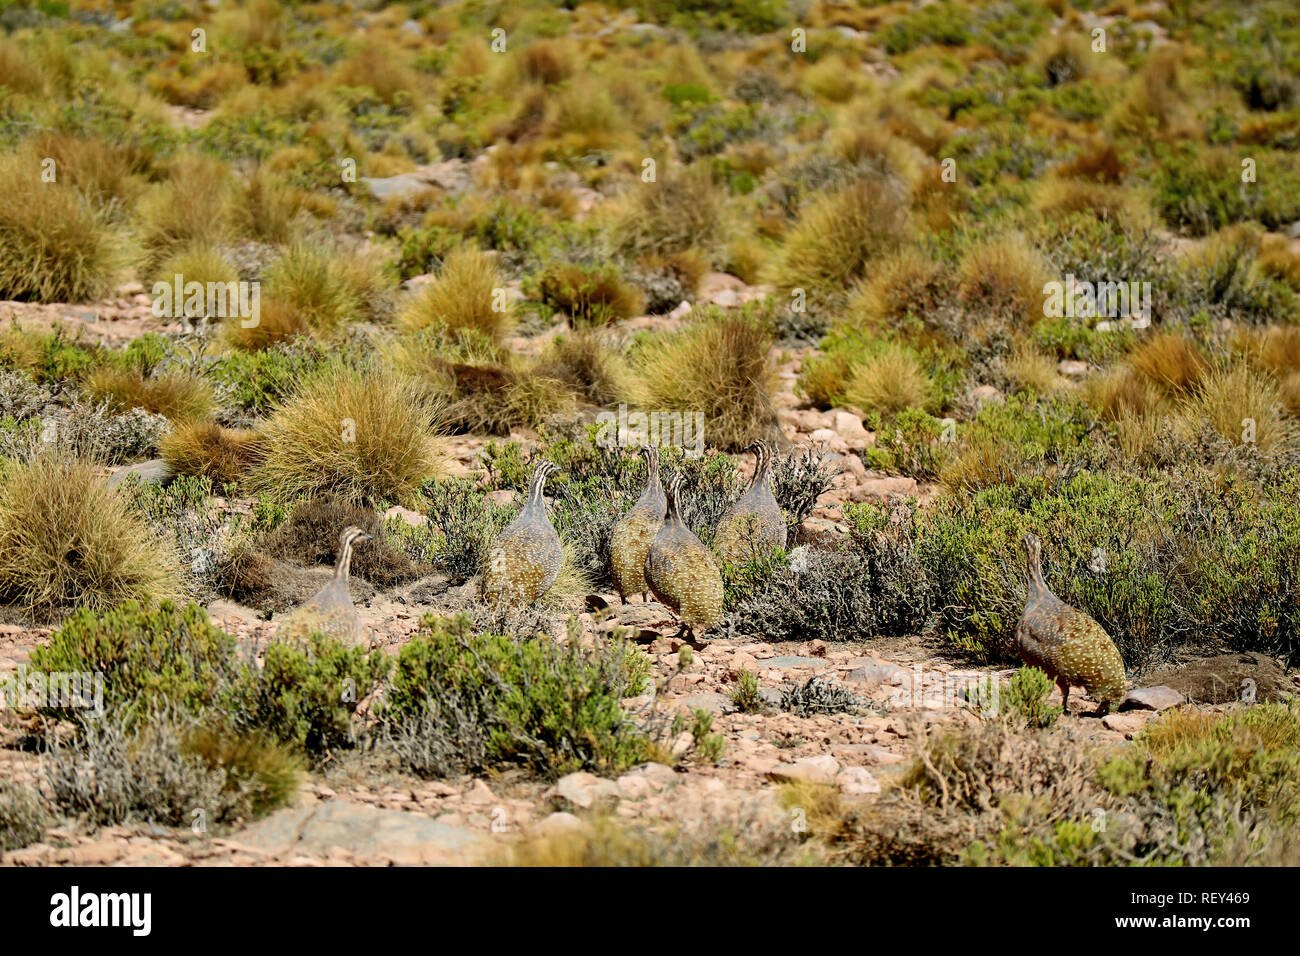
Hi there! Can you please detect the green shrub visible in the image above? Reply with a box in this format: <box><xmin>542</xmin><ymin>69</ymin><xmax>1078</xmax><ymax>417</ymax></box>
<box><xmin>421</xmin><ymin>477</ymin><xmax>514</xmax><ymax>581</ymax></box>
<box><xmin>383</xmin><ymin>614</ymin><xmax>652</xmax><ymax>778</ymax></box>
<box><xmin>27</xmin><ymin>600</ymin><xmax>240</xmax><ymax>727</ymax></box>
<box><xmin>225</xmin><ymin>630</ymin><xmax>391</xmax><ymax>755</ymax></box>
<box><xmin>730</xmin><ymin>669</ymin><xmax>764</xmax><ymax>714</ymax></box>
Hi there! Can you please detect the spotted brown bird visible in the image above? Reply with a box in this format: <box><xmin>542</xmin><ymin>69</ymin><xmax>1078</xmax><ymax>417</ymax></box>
<box><xmin>283</xmin><ymin>525</ymin><xmax>371</xmax><ymax>646</ymax></box>
<box><xmin>482</xmin><ymin>459</ymin><xmax>562</xmax><ymax>606</ymax></box>
<box><xmin>714</xmin><ymin>439</ymin><xmax>786</xmax><ymax>564</ymax></box>
<box><xmin>1015</xmin><ymin>533</ymin><xmax>1126</xmax><ymax>716</ymax></box>
<box><xmin>645</xmin><ymin>473</ymin><xmax>723</xmax><ymax>638</ymax></box>
<box><xmin>610</xmin><ymin>445</ymin><xmax>665</xmax><ymax>603</ymax></box>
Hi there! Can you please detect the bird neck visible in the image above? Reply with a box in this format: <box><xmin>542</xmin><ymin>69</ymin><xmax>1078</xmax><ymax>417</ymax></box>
<box><xmin>665</xmin><ymin>488</ymin><xmax>682</xmax><ymax>525</ymax></box>
<box><xmin>1026</xmin><ymin>555</ymin><xmax>1050</xmax><ymax>598</ymax></box>
<box><xmin>334</xmin><ymin>540</ymin><xmax>354</xmax><ymax>581</ymax></box>
<box><xmin>525</xmin><ymin>470</ymin><xmax>548</xmax><ymax>515</ymax></box>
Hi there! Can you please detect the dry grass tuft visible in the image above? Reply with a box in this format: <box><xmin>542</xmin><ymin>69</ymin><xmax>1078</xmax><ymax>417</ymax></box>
<box><xmin>842</xmin><ymin>345</ymin><xmax>935</xmax><ymax>416</ymax></box>
<box><xmin>84</xmin><ymin>366</ymin><xmax>215</xmax><ymax>424</ymax></box>
<box><xmin>161</xmin><ymin>422</ymin><xmax>264</xmax><ymax>485</ymax></box>
<box><xmin>253</xmin><ymin>366</ymin><xmax>444</xmax><ymax>506</ymax></box>
<box><xmin>766</xmin><ymin>176</ymin><xmax>911</xmax><ymax>304</ymax></box>
<box><xmin>1178</xmin><ymin>362</ymin><xmax>1297</xmax><ymax>454</ymax></box>
<box><xmin>631</xmin><ymin>306</ymin><xmax>778</xmax><ymax>450</ymax></box>
<box><xmin>0</xmin><ymin>454</ymin><xmax>182</xmax><ymax>619</ymax></box>
<box><xmin>0</xmin><ymin>151</ymin><xmax>119</xmax><ymax>303</ymax></box>
<box><xmin>1129</xmin><ymin>332</ymin><xmax>1210</xmax><ymax>394</ymax></box>
<box><xmin>956</xmin><ymin>233</ymin><xmax>1050</xmax><ymax>322</ymax></box>
<box><xmin>401</xmin><ymin>247</ymin><xmax>515</xmax><ymax>343</ymax></box>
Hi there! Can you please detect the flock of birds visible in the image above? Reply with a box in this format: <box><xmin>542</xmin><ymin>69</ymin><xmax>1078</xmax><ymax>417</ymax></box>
<box><xmin>484</xmin><ymin>441</ymin><xmax>786</xmax><ymax>640</ymax></box>
<box><xmin>293</xmin><ymin>444</ymin><xmax>1130</xmax><ymax>717</ymax></box>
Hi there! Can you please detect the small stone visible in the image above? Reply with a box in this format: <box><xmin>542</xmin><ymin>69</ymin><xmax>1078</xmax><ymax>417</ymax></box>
<box><xmin>966</xmin><ymin>385</ymin><xmax>1004</xmax><ymax>410</ymax></box>
<box><xmin>550</xmin><ymin>772</ymin><xmax>620</xmax><ymax>811</ymax></box>
<box><xmin>535</xmin><ymin>812</ymin><xmax>586</xmax><ymax>837</ymax></box>
<box><xmin>766</xmin><ymin>755</ymin><xmax>840</xmax><ymax>786</ymax></box>
<box><xmin>836</xmin><ymin>766</ymin><xmax>881</xmax><ymax>795</ymax></box>
<box><xmin>1057</xmin><ymin>360</ymin><xmax>1089</xmax><ymax>378</ymax></box>
<box><xmin>1120</xmin><ymin>685</ymin><xmax>1186</xmax><ymax>712</ymax></box>
<box><xmin>1102</xmin><ymin>712</ymin><xmax>1154</xmax><ymax>738</ymax></box>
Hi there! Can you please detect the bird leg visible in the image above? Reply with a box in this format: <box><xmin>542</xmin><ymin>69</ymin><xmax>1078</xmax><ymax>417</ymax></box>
<box><xmin>1058</xmin><ymin>680</ymin><xmax>1071</xmax><ymax>715</ymax></box>
<box><xmin>1093</xmin><ymin>699</ymin><xmax>1112</xmax><ymax>718</ymax></box>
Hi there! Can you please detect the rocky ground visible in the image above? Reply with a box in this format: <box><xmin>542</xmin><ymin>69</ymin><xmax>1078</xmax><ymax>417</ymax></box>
<box><xmin>3</xmin><ymin>269</ymin><xmax>1297</xmax><ymax>868</ymax></box>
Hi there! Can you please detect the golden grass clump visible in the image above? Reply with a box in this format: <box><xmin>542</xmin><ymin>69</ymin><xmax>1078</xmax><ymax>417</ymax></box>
<box><xmin>0</xmin><ymin>151</ymin><xmax>119</xmax><ymax>303</ymax></box>
<box><xmin>1128</xmin><ymin>332</ymin><xmax>1210</xmax><ymax>395</ymax></box>
<box><xmin>765</xmin><ymin>176</ymin><xmax>911</xmax><ymax>301</ymax></box>
<box><xmin>161</xmin><ymin>422</ymin><xmax>264</xmax><ymax>485</ymax></box>
<box><xmin>955</xmin><ymin>234</ymin><xmax>1050</xmax><ymax>322</ymax></box>
<box><xmin>0</xmin><ymin>454</ymin><xmax>182</xmax><ymax>619</ymax></box>
<box><xmin>842</xmin><ymin>345</ymin><xmax>935</xmax><ymax>416</ymax></box>
<box><xmin>537</xmin><ymin>262</ymin><xmax>645</xmax><ymax>326</ymax></box>
<box><xmin>1032</xmin><ymin>178</ymin><xmax>1153</xmax><ymax>231</ymax></box>
<box><xmin>335</xmin><ymin>40</ymin><xmax>418</xmax><ymax>107</ymax></box>
<box><xmin>1177</xmin><ymin>362</ymin><xmax>1297</xmax><ymax>454</ymax></box>
<box><xmin>137</xmin><ymin>153</ymin><xmax>237</xmax><ymax>271</ymax></box>
<box><xmin>1003</xmin><ymin>344</ymin><xmax>1063</xmax><ymax>397</ymax></box>
<box><xmin>401</xmin><ymin>247</ymin><xmax>515</xmax><ymax>343</ymax></box>
<box><xmin>26</xmin><ymin>131</ymin><xmax>149</xmax><ymax>207</ymax></box>
<box><xmin>1084</xmin><ymin>365</ymin><xmax>1169</xmax><ymax>421</ymax></box>
<box><xmin>536</xmin><ymin>328</ymin><xmax>631</xmax><ymax>406</ymax></box>
<box><xmin>612</xmin><ymin>164</ymin><xmax>728</xmax><ymax>262</ymax></box>
<box><xmin>845</xmin><ymin>247</ymin><xmax>951</xmax><ymax>330</ymax></box>
<box><xmin>630</xmin><ymin>307</ymin><xmax>777</xmax><ymax>450</ymax></box>
<box><xmin>153</xmin><ymin>242</ymin><xmax>240</xmax><ymax>290</ymax></box>
<box><xmin>253</xmin><ymin>366</ymin><xmax>444</xmax><ymax>506</ymax></box>
<box><xmin>1109</xmin><ymin>45</ymin><xmax>1189</xmax><ymax>138</ymax></box>
<box><xmin>84</xmin><ymin>366</ymin><xmax>215</xmax><ymax>424</ymax></box>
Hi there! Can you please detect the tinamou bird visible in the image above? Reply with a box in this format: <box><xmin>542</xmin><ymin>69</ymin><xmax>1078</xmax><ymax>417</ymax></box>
<box><xmin>482</xmin><ymin>459</ymin><xmax>563</xmax><ymax>606</ymax></box>
<box><xmin>282</xmin><ymin>525</ymin><xmax>372</xmax><ymax>646</ymax></box>
<box><xmin>610</xmin><ymin>445</ymin><xmax>666</xmax><ymax>603</ymax></box>
<box><xmin>714</xmin><ymin>438</ymin><xmax>786</xmax><ymax>564</ymax></box>
<box><xmin>1015</xmin><ymin>533</ymin><xmax>1127</xmax><ymax>716</ymax></box>
<box><xmin>644</xmin><ymin>472</ymin><xmax>723</xmax><ymax>639</ymax></box>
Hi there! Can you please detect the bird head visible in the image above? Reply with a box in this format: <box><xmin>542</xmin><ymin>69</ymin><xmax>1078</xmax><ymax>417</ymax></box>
<box><xmin>1021</xmin><ymin>533</ymin><xmax>1042</xmax><ymax>563</ymax></box>
<box><xmin>341</xmin><ymin>526</ymin><xmax>374</xmax><ymax>547</ymax></box>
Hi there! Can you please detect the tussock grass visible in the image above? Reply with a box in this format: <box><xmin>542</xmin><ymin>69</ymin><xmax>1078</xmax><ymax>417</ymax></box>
<box><xmin>956</xmin><ymin>233</ymin><xmax>1050</xmax><ymax>321</ymax></box>
<box><xmin>536</xmin><ymin>329</ymin><xmax>630</xmax><ymax>406</ymax></box>
<box><xmin>613</xmin><ymin>164</ymin><xmax>728</xmax><ymax>262</ymax></box>
<box><xmin>1178</xmin><ymin>362</ymin><xmax>1297</xmax><ymax>453</ymax></box>
<box><xmin>765</xmin><ymin>176</ymin><xmax>911</xmax><ymax>307</ymax></box>
<box><xmin>630</xmin><ymin>306</ymin><xmax>777</xmax><ymax>450</ymax></box>
<box><xmin>161</xmin><ymin>422</ymin><xmax>264</xmax><ymax>485</ymax></box>
<box><xmin>137</xmin><ymin>153</ymin><xmax>237</xmax><ymax>272</ymax></box>
<box><xmin>253</xmin><ymin>366</ymin><xmax>444</xmax><ymax>506</ymax></box>
<box><xmin>1129</xmin><ymin>332</ymin><xmax>1210</xmax><ymax>394</ymax></box>
<box><xmin>0</xmin><ymin>151</ymin><xmax>119</xmax><ymax>303</ymax></box>
<box><xmin>152</xmin><ymin>242</ymin><xmax>240</xmax><ymax>290</ymax></box>
<box><xmin>845</xmin><ymin>247</ymin><xmax>951</xmax><ymax>330</ymax></box>
<box><xmin>84</xmin><ymin>366</ymin><xmax>214</xmax><ymax>424</ymax></box>
<box><xmin>538</xmin><ymin>262</ymin><xmax>644</xmax><ymax>325</ymax></box>
<box><xmin>843</xmin><ymin>345</ymin><xmax>935</xmax><ymax>416</ymax></box>
<box><xmin>401</xmin><ymin>247</ymin><xmax>514</xmax><ymax>343</ymax></box>
<box><xmin>0</xmin><ymin>454</ymin><xmax>182</xmax><ymax>619</ymax></box>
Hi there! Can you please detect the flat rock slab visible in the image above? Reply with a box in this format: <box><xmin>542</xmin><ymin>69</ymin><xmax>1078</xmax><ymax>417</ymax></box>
<box><xmin>758</xmin><ymin>656</ymin><xmax>829</xmax><ymax>670</ymax></box>
<box><xmin>1120</xmin><ymin>685</ymin><xmax>1186</xmax><ymax>712</ymax></box>
<box><xmin>238</xmin><ymin>801</ymin><xmax>485</xmax><ymax>864</ymax></box>
<box><xmin>106</xmin><ymin>458</ymin><xmax>172</xmax><ymax>488</ymax></box>
<box><xmin>673</xmin><ymin>692</ymin><xmax>736</xmax><ymax>715</ymax></box>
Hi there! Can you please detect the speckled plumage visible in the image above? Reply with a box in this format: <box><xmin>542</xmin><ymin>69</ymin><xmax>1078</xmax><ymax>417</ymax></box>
<box><xmin>715</xmin><ymin>440</ymin><xmax>786</xmax><ymax>564</ymax></box>
<box><xmin>288</xmin><ymin>525</ymin><xmax>371</xmax><ymax>646</ymax></box>
<box><xmin>610</xmin><ymin>446</ymin><xmax>665</xmax><ymax>602</ymax></box>
<box><xmin>645</xmin><ymin>473</ymin><xmax>723</xmax><ymax>635</ymax></box>
<box><xmin>1015</xmin><ymin>533</ymin><xmax>1127</xmax><ymax>715</ymax></box>
<box><xmin>482</xmin><ymin>460</ymin><xmax>562</xmax><ymax>606</ymax></box>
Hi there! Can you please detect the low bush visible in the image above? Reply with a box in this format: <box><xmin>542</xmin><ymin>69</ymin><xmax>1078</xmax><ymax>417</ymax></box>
<box><xmin>382</xmin><ymin>614</ymin><xmax>651</xmax><ymax>778</ymax></box>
